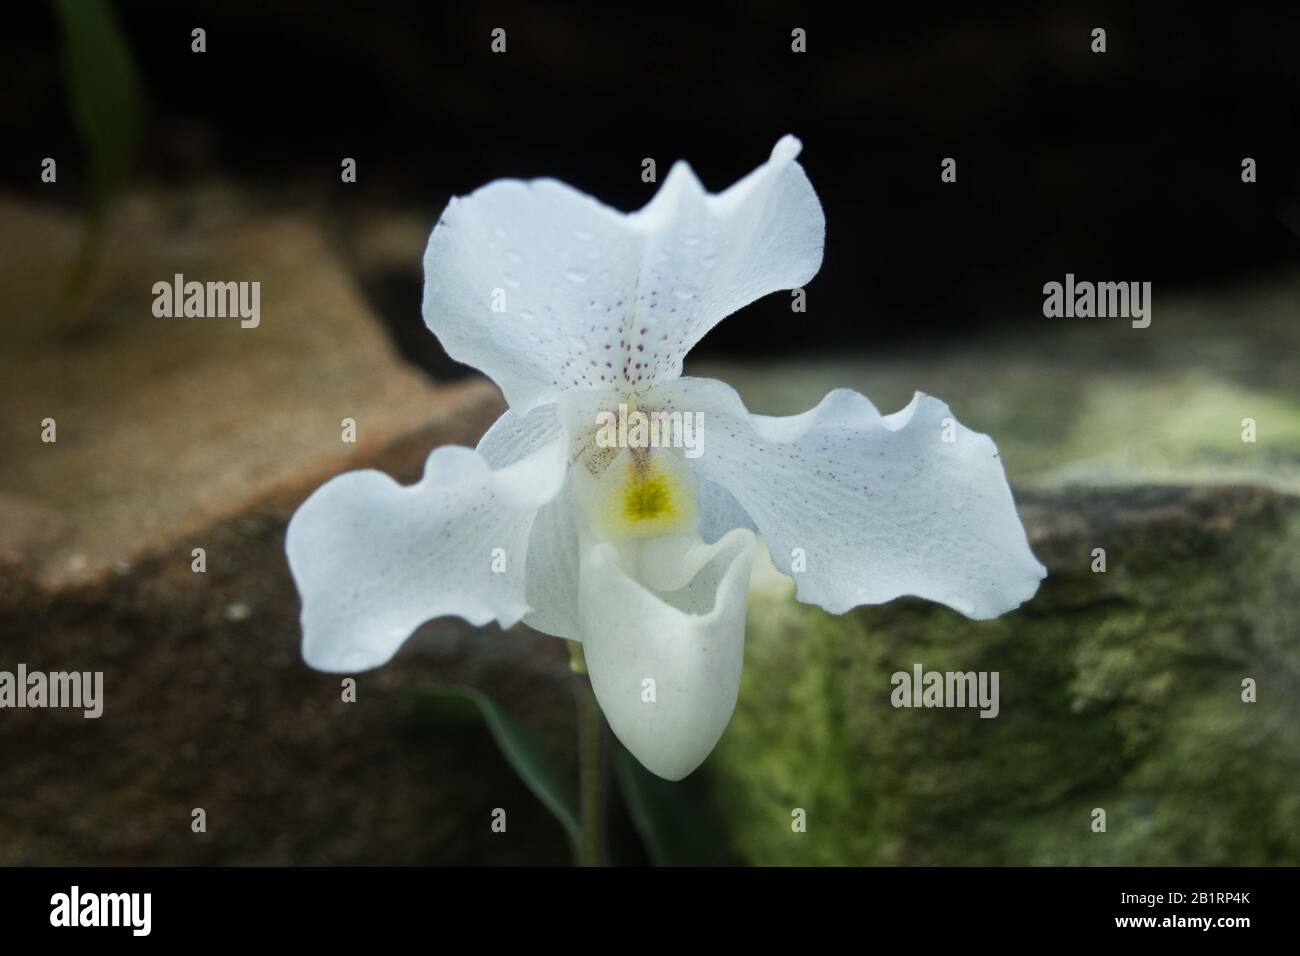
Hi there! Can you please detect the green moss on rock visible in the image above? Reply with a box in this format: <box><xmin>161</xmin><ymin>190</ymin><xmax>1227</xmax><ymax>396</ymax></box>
<box><xmin>710</xmin><ymin>486</ymin><xmax>1300</xmax><ymax>865</ymax></box>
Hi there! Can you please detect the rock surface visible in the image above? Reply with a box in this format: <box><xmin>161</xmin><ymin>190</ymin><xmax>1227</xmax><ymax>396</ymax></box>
<box><xmin>713</xmin><ymin>485</ymin><xmax>1300</xmax><ymax>865</ymax></box>
<box><xmin>0</xmin><ymin>192</ymin><xmax>502</xmax><ymax>591</ymax></box>
<box><xmin>693</xmin><ymin>277</ymin><xmax>1300</xmax><ymax>865</ymax></box>
<box><xmin>691</xmin><ymin>276</ymin><xmax>1300</xmax><ymax>495</ymax></box>
<box><xmin>0</xmin><ymin>192</ymin><xmax>584</xmax><ymax>865</ymax></box>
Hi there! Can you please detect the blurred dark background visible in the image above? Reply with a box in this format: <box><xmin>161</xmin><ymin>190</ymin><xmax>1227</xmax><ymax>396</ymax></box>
<box><xmin>5</xmin><ymin>0</ymin><xmax>1299</xmax><ymax>364</ymax></box>
<box><xmin>3</xmin><ymin>1</ymin><xmax>1299</xmax><ymax>868</ymax></box>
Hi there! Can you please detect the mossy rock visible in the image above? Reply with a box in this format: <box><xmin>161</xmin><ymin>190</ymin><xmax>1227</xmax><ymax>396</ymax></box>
<box><xmin>710</xmin><ymin>485</ymin><xmax>1300</xmax><ymax>865</ymax></box>
<box><xmin>691</xmin><ymin>279</ymin><xmax>1300</xmax><ymax>495</ymax></box>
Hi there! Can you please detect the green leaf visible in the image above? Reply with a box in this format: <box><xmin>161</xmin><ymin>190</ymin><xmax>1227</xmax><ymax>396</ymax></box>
<box><xmin>611</xmin><ymin>738</ymin><xmax>741</xmax><ymax>866</ymax></box>
<box><xmin>410</xmin><ymin>685</ymin><xmax>582</xmax><ymax>859</ymax></box>
<box><xmin>50</xmin><ymin>0</ymin><xmax>145</xmax><ymax>331</ymax></box>
<box><xmin>53</xmin><ymin>0</ymin><xmax>144</xmax><ymax>214</ymax></box>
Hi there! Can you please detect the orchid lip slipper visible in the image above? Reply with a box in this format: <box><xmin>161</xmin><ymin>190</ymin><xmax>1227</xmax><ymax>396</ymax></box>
<box><xmin>286</xmin><ymin>135</ymin><xmax>1046</xmax><ymax>782</ymax></box>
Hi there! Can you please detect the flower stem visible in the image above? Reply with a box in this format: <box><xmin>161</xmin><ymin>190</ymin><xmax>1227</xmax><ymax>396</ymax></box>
<box><xmin>569</xmin><ymin>641</ymin><xmax>608</xmax><ymax>867</ymax></box>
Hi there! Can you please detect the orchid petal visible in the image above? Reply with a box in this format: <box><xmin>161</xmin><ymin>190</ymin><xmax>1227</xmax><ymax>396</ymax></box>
<box><xmin>514</xmin><ymin>481</ymin><xmax>582</xmax><ymax>640</ymax></box>
<box><xmin>422</xmin><ymin>136</ymin><xmax>825</xmax><ymax>411</ymax></box>
<box><xmin>476</xmin><ymin>402</ymin><xmax>581</xmax><ymax>639</ymax></box>
<box><xmin>579</xmin><ymin>528</ymin><xmax>757</xmax><ymax>781</ymax></box>
<box><xmin>287</xmin><ymin>434</ymin><xmax>566</xmax><ymax>672</ymax></box>
<box><xmin>669</xmin><ymin>377</ymin><xmax>1046</xmax><ymax>619</ymax></box>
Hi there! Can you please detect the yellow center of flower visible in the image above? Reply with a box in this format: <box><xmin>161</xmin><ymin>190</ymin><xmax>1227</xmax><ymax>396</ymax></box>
<box><xmin>594</xmin><ymin>454</ymin><xmax>697</xmax><ymax>540</ymax></box>
<box><xmin>623</xmin><ymin>466</ymin><xmax>675</xmax><ymax>523</ymax></box>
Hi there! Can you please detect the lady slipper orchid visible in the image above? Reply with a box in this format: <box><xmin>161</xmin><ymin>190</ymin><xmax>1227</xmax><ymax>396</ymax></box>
<box><xmin>286</xmin><ymin>136</ymin><xmax>1046</xmax><ymax>781</ymax></box>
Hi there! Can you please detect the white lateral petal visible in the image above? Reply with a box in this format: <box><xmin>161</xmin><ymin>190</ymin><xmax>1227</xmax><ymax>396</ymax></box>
<box><xmin>476</xmin><ymin>402</ymin><xmax>581</xmax><ymax>639</ymax></box>
<box><xmin>695</xmin><ymin>473</ymin><xmax>757</xmax><ymax>545</ymax></box>
<box><xmin>516</xmin><ymin>479</ymin><xmax>582</xmax><ymax>640</ymax></box>
<box><xmin>580</xmin><ymin>528</ymin><xmax>757</xmax><ymax>781</ymax></box>
<box><xmin>287</xmin><ymin>434</ymin><xmax>567</xmax><ymax>672</ymax></box>
<box><xmin>476</xmin><ymin>401</ymin><xmax>567</xmax><ymax>467</ymax></box>
<box><xmin>422</xmin><ymin>135</ymin><xmax>825</xmax><ymax>411</ymax></box>
<box><xmin>669</xmin><ymin>377</ymin><xmax>1046</xmax><ymax>619</ymax></box>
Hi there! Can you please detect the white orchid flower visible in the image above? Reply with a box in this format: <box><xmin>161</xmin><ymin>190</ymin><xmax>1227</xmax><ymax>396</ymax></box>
<box><xmin>286</xmin><ymin>135</ymin><xmax>1046</xmax><ymax>781</ymax></box>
